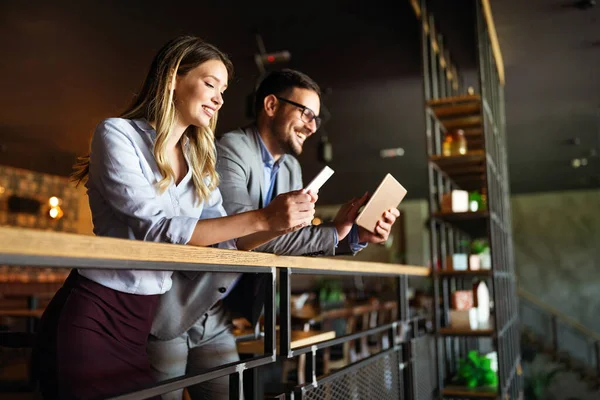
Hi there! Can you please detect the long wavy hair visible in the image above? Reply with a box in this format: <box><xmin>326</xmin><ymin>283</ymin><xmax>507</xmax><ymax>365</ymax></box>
<box><xmin>72</xmin><ymin>36</ymin><xmax>234</xmax><ymax>204</ymax></box>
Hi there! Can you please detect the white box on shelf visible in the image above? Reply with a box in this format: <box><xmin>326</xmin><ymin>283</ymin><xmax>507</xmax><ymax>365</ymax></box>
<box><xmin>441</xmin><ymin>190</ymin><xmax>469</xmax><ymax>213</ymax></box>
<box><xmin>479</xmin><ymin>253</ymin><xmax>491</xmax><ymax>269</ymax></box>
<box><xmin>449</xmin><ymin>309</ymin><xmax>478</xmax><ymax>330</ymax></box>
<box><xmin>469</xmin><ymin>254</ymin><xmax>481</xmax><ymax>270</ymax></box>
<box><xmin>447</xmin><ymin>253</ymin><xmax>468</xmax><ymax>271</ymax></box>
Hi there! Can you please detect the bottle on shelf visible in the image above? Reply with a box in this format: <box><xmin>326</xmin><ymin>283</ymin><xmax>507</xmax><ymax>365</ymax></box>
<box><xmin>442</xmin><ymin>129</ymin><xmax>468</xmax><ymax>157</ymax></box>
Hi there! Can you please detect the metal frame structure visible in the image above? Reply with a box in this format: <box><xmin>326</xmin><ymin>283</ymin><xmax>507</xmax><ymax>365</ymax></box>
<box><xmin>0</xmin><ymin>227</ymin><xmax>433</xmax><ymax>400</ymax></box>
<box><xmin>412</xmin><ymin>0</ymin><xmax>522</xmax><ymax>398</ymax></box>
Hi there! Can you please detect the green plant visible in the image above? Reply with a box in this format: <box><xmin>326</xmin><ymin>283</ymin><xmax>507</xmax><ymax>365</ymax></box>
<box><xmin>316</xmin><ymin>278</ymin><xmax>344</xmax><ymax>304</ymax></box>
<box><xmin>523</xmin><ymin>367</ymin><xmax>565</xmax><ymax>400</ymax></box>
<box><xmin>456</xmin><ymin>351</ymin><xmax>498</xmax><ymax>388</ymax></box>
<box><xmin>470</xmin><ymin>239</ymin><xmax>489</xmax><ymax>255</ymax></box>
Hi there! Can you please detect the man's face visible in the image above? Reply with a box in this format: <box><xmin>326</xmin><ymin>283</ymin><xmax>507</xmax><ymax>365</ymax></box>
<box><xmin>270</xmin><ymin>87</ymin><xmax>320</xmax><ymax>156</ymax></box>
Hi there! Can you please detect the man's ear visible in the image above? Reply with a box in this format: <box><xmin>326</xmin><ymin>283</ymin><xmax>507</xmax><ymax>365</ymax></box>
<box><xmin>263</xmin><ymin>94</ymin><xmax>278</xmax><ymax>117</ymax></box>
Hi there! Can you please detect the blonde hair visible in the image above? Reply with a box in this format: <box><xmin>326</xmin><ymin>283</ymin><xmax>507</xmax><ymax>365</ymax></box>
<box><xmin>72</xmin><ymin>36</ymin><xmax>234</xmax><ymax>204</ymax></box>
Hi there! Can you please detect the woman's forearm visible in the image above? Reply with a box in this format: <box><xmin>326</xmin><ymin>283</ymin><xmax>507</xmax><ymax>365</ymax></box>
<box><xmin>187</xmin><ymin>190</ymin><xmax>315</xmax><ymax>250</ymax></box>
<box><xmin>187</xmin><ymin>209</ymin><xmax>268</xmax><ymax>247</ymax></box>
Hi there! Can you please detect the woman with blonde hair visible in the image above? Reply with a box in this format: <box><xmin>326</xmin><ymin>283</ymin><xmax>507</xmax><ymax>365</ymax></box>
<box><xmin>36</xmin><ymin>35</ymin><xmax>315</xmax><ymax>399</ymax></box>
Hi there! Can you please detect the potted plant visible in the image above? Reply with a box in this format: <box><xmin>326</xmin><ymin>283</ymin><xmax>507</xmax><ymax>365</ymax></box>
<box><xmin>455</xmin><ymin>350</ymin><xmax>498</xmax><ymax>388</ymax></box>
<box><xmin>469</xmin><ymin>239</ymin><xmax>490</xmax><ymax>270</ymax></box>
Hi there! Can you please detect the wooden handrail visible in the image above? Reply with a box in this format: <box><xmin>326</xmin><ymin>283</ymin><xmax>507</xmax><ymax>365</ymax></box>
<box><xmin>0</xmin><ymin>227</ymin><xmax>429</xmax><ymax>276</ymax></box>
<box><xmin>481</xmin><ymin>0</ymin><xmax>505</xmax><ymax>85</ymax></box>
<box><xmin>408</xmin><ymin>0</ymin><xmax>505</xmax><ymax>85</ymax></box>
<box><xmin>518</xmin><ymin>288</ymin><xmax>600</xmax><ymax>342</ymax></box>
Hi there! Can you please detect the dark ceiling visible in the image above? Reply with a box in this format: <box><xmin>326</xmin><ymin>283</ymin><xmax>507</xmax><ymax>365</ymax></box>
<box><xmin>0</xmin><ymin>0</ymin><xmax>598</xmax><ymax>205</ymax></box>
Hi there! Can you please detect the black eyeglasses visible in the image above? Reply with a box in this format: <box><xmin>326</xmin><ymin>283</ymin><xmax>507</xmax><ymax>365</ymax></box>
<box><xmin>275</xmin><ymin>96</ymin><xmax>322</xmax><ymax>129</ymax></box>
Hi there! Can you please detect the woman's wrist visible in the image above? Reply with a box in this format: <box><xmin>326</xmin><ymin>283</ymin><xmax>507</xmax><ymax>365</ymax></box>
<box><xmin>251</xmin><ymin>209</ymin><xmax>269</xmax><ymax>232</ymax></box>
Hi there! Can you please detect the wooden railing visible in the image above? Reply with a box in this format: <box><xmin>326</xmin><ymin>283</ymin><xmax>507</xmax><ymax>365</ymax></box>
<box><xmin>0</xmin><ymin>226</ymin><xmax>432</xmax><ymax>400</ymax></box>
<box><xmin>0</xmin><ymin>227</ymin><xmax>429</xmax><ymax>276</ymax></box>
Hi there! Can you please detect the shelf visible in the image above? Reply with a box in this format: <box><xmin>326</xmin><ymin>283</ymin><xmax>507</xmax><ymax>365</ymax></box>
<box><xmin>430</xmin><ymin>150</ymin><xmax>485</xmax><ymax>167</ymax></box>
<box><xmin>427</xmin><ymin>95</ymin><xmax>483</xmax><ymax>132</ymax></box>
<box><xmin>439</xmin><ymin>327</ymin><xmax>495</xmax><ymax>337</ymax></box>
<box><xmin>442</xmin><ymin>385</ymin><xmax>498</xmax><ymax>398</ymax></box>
<box><xmin>433</xmin><ymin>211</ymin><xmax>489</xmax><ymax>221</ymax></box>
<box><xmin>429</xmin><ymin>151</ymin><xmax>486</xmax><ymax>190</ymax></box>
<box><xmin>435</xmin><ymin>270</ymin><xmax>493</xmax><ymax>278</ymax></box>
<box><xmin>430</xmin><ymin>211</ymin><xmax>488</xmax><ymax>238</ymax></box>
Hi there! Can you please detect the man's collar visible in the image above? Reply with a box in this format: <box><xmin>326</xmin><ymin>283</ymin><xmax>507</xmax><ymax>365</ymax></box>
<box><xmin>252</xmin><ymin>126</ymin><xmax>285</xmax><ymax>167</ymax></box>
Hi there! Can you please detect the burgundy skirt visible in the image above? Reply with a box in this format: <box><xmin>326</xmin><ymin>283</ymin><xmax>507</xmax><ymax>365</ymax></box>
<box><xmin>54</xmin><ymin>272</ymin><xmax>160</xmax><ymax>399</ymax></box>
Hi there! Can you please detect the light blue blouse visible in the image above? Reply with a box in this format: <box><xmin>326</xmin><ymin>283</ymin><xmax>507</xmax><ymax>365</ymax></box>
<box><xmin>79</xmin><ymin>118</ymin><xmax>235</xmax><ymax>295</ymax></box>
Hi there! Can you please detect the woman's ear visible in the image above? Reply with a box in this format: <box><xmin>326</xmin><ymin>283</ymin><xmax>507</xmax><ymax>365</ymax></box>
<box><xmin>263</xmin><ymin>94</ymin><xmax>278</xmax><ymax>117</ymax></box>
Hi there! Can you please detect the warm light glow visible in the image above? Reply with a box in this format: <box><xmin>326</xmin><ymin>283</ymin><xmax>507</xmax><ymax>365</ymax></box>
<box><xmin>0</xmin><ymin>186</ymin><xmax>5</xmax><ymax>194</ymax></box>
<box><xmin>49</xmin><ymin>206</ymin><xmax>64</xmax><ymax>220</ymax></box>
<box><xmin>312</xmin><ymin>217</ymin><xmax>322</xmax><ymax>226</ymax></box>
<box><xmin>49</xmin><ymin>196</ymin><xmax>60</xmax><ymax>207</ymax></box>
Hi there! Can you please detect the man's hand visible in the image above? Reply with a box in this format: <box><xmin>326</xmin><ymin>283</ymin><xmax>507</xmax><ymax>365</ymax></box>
<box><xmin>261</xmin><ymin>190</ymin><xmax>315</xmax><ymax>231</ymax></box>
<box><xmin>333</xmin><ymin>192</ymin><xmax>369</xmax><ymax>241</ymax></box>
<box><xmin>358</xmin><ymin>208</ymin><xmax>400</xmax><ymax>244</ymax></box>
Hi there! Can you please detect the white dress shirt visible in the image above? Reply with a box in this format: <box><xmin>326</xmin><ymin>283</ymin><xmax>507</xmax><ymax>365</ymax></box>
<box><xmin>79</xmin><ymin>118</ymin><xmax>235</xmax><ymax>295</ymax></box>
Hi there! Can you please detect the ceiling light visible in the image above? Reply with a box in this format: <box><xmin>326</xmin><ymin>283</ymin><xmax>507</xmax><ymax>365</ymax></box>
<box><xmin>380</xmin><ymin>147</ymin><xmax>405</xmax><ymax>158</ymax></box>
<box><xmin>571</xmin><ymin>158</ymin><xmax>589</xmax><ymax>168</ymax></box>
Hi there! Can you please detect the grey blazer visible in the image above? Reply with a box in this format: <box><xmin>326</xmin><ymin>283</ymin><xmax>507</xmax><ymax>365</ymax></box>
<box><xmin>150</xmin><ymin>126</ymin><xmax>353</xmax><ymax>340</ymax></box>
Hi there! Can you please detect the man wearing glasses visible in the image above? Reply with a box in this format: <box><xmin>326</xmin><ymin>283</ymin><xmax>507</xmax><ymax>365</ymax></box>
<box><xmin>217</xmin><ymin>69</ymin><xmax>399</xmax><ymax>256</ymax></box>
<box><xmin>148</xmin><ymin>69</ymin><xmax>399</xmax><ymax>399</ymax></box>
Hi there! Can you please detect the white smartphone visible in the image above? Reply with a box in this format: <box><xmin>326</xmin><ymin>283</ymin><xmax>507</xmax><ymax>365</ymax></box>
<box><xmin>304</xmin><ymin>166</ymin><xmax>335</xmax><ymax>193</ymax></box>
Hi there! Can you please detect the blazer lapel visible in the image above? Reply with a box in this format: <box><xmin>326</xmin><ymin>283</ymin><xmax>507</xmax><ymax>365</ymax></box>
<box><xmin>275</xmin><ymin>162</ymin><xmax>290</xmax><ymax>197</ymax></box>
<box><xmin>244</xmin><ymin>126</ymin><xmax>267</xmax><ymax>208</ymax></box>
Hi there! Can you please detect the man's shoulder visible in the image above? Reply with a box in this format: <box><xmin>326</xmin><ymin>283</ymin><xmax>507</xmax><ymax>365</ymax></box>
<box><xmin>218</xmin><ymin>127</ymin><xmax>253</xmax><ymax>150</ymax></box>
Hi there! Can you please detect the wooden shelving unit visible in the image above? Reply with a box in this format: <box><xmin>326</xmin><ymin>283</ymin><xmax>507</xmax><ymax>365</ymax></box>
<box><xmin>427</xmin><ymin>95</ymin><xmax>483</xmax><ymax>133</ymax></box>
<box><xmin>431</xmin><ymin>211</ymin><xmax>489</xmax><ymax>238</ymax></box>
<box><xmin>439</xmin><ymin>328</ymin><xmax>495</xmax><ymax>337</ymax></box>
<box><xmin>434</xmin><ymin>270</ymin><xmax>493</xmax><ymax>278</ymax></box>
<box><xmin>429</xmin><ymin>151</ymin><xmax>486</xmax><ymax>190</ymax></box>
<box><xmin>414</xmin><ymin>0</ymin><xmax>522</xmax><ymax>398</ymax></box>
<box><xmin>442</xmin><ymin>386</ymin><xmax>498</xmax><ymax>398</ymax></box>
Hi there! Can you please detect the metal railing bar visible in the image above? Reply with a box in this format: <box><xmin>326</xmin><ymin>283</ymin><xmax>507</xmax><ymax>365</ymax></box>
<box><xmin>293</xmin><ymin>346</ymin><xmax>401</xmax><ymax>394</ymax></box>
<box><xmin>107</xmin><ymin>355</ymin><xmax>273</xmax><ymax>400</ymax></box>
<box><xmin>288</xmin><ymin>318</ymin><xmax>424</xmax><ymax>357</ymax></box>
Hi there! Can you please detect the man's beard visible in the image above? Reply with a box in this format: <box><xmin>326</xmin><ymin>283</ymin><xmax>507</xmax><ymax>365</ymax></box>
<box><xmin>272</xmin><ymin>118</ymin><xmax>303</xmax><ymax>156</ymax></box>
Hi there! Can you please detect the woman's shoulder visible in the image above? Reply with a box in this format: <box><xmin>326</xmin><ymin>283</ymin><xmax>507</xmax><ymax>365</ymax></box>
<box><xmin>91</xmin><ymin>118</ymin><xmax>153</xmax><ymax>153</ymax></box>
<box><xmin>95</xmin><ymin>118</ymin><xmax>148</xmax><ymax>136</ymax></box>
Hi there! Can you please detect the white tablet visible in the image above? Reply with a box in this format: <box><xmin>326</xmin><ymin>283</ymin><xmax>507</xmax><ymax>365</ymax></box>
<box><xmin>304</xmin><ymin>166</ymin><xmax>334</xmax><ymax>193</ymax></box>
<box><xmin>355</xmin><ymin>174</ymin><xmax>407</xmax><ymax>233</ymax></box>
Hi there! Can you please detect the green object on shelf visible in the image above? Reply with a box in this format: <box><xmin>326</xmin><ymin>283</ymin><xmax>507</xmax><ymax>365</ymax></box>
<box><xmin>470</xmin><ymin>239</ymin><xmax>489</xmax><ymax>255</ymax></box>
<box><xmin>456</xmin><ymin>351</ymin><xmax>498</xmax><ymax>388</ymax></box>
<box><xmin>469</xmin><ymin>191</ymin><xmax>487</xmax><ymax>211</ymax></box>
